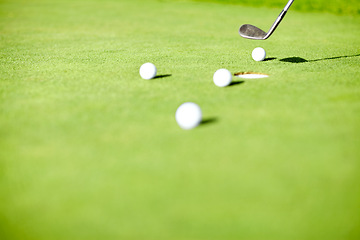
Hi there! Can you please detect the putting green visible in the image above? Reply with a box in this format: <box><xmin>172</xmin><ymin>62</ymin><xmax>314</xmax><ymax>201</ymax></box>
<box><xmin>1</xmin><ymin>0</ymin><xmax>360</xmax><ymax>239</ymax></box>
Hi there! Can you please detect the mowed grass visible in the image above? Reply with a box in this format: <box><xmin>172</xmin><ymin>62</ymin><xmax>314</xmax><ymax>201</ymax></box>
<box><xmin>1</xmin><ymin>0</ymin><xmax>360</xmax><ymax>239</ymax></box>
<box><xmin>193</xmin><ymin>0</ymin><xmax>360</xmax><ymax>15</ymax></box>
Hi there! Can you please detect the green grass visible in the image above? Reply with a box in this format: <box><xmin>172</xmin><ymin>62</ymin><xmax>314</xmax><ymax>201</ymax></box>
<box><xmin>1</xmin><ymin>0</ymin><xmax>360</xmax><ymax>239</ymax></box>
<box><xmin>193</xmin><ymin>0</ymin><xmax>360</xmax><ymax>15</ymax></box>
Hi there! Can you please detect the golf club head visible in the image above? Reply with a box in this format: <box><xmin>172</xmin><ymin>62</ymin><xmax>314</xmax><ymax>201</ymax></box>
<box><xmin>239</xmin><ymin>24</ymin><xmax>267</xmax><ymax>40</ymax></box>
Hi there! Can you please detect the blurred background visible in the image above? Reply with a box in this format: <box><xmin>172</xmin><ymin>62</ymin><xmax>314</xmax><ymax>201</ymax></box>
<box><xmin>193</xmin><ymin>0</ymin><xmax>360</xmax><ymax>15</ymax></box>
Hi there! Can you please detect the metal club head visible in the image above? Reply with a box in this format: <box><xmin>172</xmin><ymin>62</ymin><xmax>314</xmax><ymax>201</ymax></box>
<box><xmin>239</xmin><ymin>0</ymin><xmax>295</xmax><ymax>40</ymax></box>
<box><xmin>239</xmin><ymin>24</ymin><xmax>267</xmax><ymax>40</ymax></box>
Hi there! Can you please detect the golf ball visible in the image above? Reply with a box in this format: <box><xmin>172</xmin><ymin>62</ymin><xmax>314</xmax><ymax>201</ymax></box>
<box><xmin>252</xmin><ymin>47</ymin><xmax>266</xmax><ymax>61</ymax></box>
<box><xmin>175</xmin><ymin>102</ymin><xmax>202</xmax><ymax>130</ymax></box>
<box><xmin>139</xmin><ymin>62</ymin><xmax>157</xmax><ymax>79</ymax></box>
<box><xmin>213</xmin><ymin>69</ymin><xmax>232</xmax><ymax>87</ymax></box>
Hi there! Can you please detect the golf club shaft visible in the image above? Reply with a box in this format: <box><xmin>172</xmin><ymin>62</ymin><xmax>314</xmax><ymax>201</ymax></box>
<box><xmin>284</xmin><ymin>0</ymin><xmax>295</xmax><ymax>12</ymax></box>
<box><xmin>264</xmin><ymin>0</ymin><xmax>294</xmax><ymax>39</ymax></box>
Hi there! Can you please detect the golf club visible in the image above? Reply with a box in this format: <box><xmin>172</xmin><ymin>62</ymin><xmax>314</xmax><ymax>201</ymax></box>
<box><xmin>239</xmin><ymin>0</ymin><xmax>294</xmax><ymax>40</ymax></box>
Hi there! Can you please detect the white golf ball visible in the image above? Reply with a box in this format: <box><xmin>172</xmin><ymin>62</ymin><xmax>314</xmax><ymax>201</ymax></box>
<box><xmin>213</xmin><ymin>68</ymin><xmax>232</xmax><ymax>87</ymax></box>
<box><xmin>175</xmin><ymin>102</ymin><xmax>202</xmax><ymax>130</ymax></box>
<box><xmin>139</xmin><ymin>62</ymin><xmax>157</xmax><ymax>79</ymax></box>
<box><xmin>252</xmin><ymin>47</ymin><xmax>266</xmax><ymax>61</ymax></box>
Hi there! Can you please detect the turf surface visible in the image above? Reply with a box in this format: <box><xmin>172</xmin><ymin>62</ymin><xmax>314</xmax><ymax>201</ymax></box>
<box><xmin>1</xmin><ymin>0</ymin><xmax>360</xmax><ymax>239</ymax></box>
<box><xmin>194</xmin><ymin>0</ymin><xmax>360</xmax><ymax>15</ymax></box>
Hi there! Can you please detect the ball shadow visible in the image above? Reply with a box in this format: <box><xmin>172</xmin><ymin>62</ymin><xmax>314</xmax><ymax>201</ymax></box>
<box><xmin>264</xmin><ymin>57</ymin><xmax>277</xmax><ymax>61</ymax></box>
<box><xmin>200</xmin><ymin>117</ymin><xmax>218</xmax><ymax>127</ymax></box>
<box><xmin>154</xmin><ymin>74</ymin><xmax>172</xmax><ymax>79</ymax></box>
<box><xmin>229</xmin><ymin>80</ymin><xmax>245</xmax><ymax>87</ymax></box>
